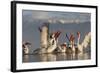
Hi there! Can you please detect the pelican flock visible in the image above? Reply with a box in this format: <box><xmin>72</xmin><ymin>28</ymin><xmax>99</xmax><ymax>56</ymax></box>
<box><xmin>23</xmin><ymin>23</ymin><xmax>91</xmax><ymax>54</ymax></box>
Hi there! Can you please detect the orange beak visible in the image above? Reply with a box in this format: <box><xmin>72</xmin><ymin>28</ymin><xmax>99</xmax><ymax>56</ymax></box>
<box><xmin>70</xmin><ymin>34</ymin><xmax>75</xmax><ymax>42</ymax></box>
<box><xmin>77</xmin><ymin>32</ymin><xmax>80</xmax><ymax>39</ymax></box>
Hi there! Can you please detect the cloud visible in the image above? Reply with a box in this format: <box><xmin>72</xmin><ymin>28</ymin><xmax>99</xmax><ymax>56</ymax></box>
<box><xmin>47</xmin><ymin>19</ymin><xmax>89</xmax><ymax>24</ymax></box>
<box><xmin>23</xmin><ymin>10</ymin><xmax>91</xmax><ymax>24</ymax></box>
<box><xmin>32</xmin><ymin>11</ymin><xmax>50</xmax><ymax>19</ymax></box>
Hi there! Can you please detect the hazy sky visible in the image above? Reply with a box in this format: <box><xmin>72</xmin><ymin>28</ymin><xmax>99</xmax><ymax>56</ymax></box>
<box><xmin>23</xmin><ymin>10</ymin><xmax>91</xmax><ymax>23</ymax></box>
<box><xmin>22</xmin><ymin>10</ymin><xmax>91</xmax><ymax>53</ymax></box>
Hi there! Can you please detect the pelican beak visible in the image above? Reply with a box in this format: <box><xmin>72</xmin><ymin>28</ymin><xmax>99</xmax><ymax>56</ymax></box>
<box><xmin>77</xmin><ymin>32</ymin><xmax>80</xmax><ymax>38</ymax></box>
<box><xmin>54</xmin><ymin>31</ymin><xmax>61</xmax><ymax>40</ymax></box>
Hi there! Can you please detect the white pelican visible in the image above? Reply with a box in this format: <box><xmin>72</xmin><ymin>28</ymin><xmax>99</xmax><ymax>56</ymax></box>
<box><xmin>76</xmin><ymin>32</ymin><xmax>91</xmax><ymax>52</ymax></box>
<box><xmin>69</xmin><ymin>34</ymin><xmax>75</xmax><ymax>52</ymax></box>
<box><xmin>47</xmin><ymin>31</ymin><xmax>61</xmax><ymax>53</ymax></box>
<box><xmin>34</xmin><ymin>23</ymin><xmax>48</xmax><ymax>54</ymax></box>
<box><xmin>77</xmin><ymin>32</ymin><xmax>83</xmax><ymax>52</ymax></box>
<box><xmin>81</xmin><ymin>32</ymin><xmax>91</xmax><ymax>48</ymax></box>
<box><xmin>38</xmin><ymin>23</ymin><xmax>48</xmax><ymax>49</ymax></box>
<box><xmin>22</xmin><ymin>42</ymin><xmax>31</xmax><ymax>54</ymax></box>
<box><xmin>33</xmin><ymin>31</ymin><xmax>61</xmax><ymax>54</ymax></box>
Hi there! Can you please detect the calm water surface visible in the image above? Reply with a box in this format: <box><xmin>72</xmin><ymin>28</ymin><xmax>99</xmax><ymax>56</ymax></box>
<box><xmin>23</xmin><ymin>48</ymin><xmax>91</xmax><ymax>63</ymax></box>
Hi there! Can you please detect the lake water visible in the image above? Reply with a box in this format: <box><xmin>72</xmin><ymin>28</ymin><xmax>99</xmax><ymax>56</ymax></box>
<box><xmin>23</xmin><ymin>48</ymin><xmax>91</xmax><ymax>63</ymax></box>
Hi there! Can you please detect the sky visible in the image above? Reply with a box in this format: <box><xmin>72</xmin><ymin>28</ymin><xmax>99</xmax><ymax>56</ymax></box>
<box><xmin>22</xmin><ymin>10</ymin><xmax>91</xmax><ymax>53</ymax></box>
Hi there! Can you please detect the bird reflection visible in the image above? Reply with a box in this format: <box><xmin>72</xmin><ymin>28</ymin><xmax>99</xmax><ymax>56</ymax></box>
<box><xmin>39</xmin><ymin>53</ymin><xmax>56</xmax><ymax>62</ymax></box>
<box><xmin>23</xmin><ymin>55</ymin><xmax>29</xmax><ymax>62</ymax></box>
<box><xmin>23</xmin><ymin>51</ymin><xmax>90</xmax><ymax>62</ymax></box>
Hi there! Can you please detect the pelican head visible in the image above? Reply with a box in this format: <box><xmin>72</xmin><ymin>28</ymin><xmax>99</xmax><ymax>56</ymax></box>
<box><xmin>22</xmin><ymin>42</ymin><xmax>31</xmax><ymax>54</ymax></box>
<box><xmin>50</xmin><ymin>31</ymin><xmax>61</xmax><ymax>40</ymax></box>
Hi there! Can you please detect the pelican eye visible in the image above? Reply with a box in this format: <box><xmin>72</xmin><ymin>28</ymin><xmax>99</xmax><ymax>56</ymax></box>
<box><xmin>50</xmin><ymin>35</ymin><xmax>52</xmax><ymax>39</ymax></box>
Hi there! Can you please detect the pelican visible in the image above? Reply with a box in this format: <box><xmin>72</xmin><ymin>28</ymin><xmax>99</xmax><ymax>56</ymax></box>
<box><xmin>59</xmin><ymin>42</ymin><xmax>67</xmax><ymax>53</ymax></box>
<box><xmin>76</xmin><ymin>32</ymin><xmax>91</xmax><ymax>52</ymax></box>
<box><xmin>34</xmin><ymin>23</ymin><xmax>48</xmax><ymax>54</ymax></box>
<box><xmin>22</xmin><ymin>42</ymin><xmax>31</xmax><ymax>55</ymax></box>
<box><xmin>47</xmin><ymin>31</ymin><xmax>61</xmax><ymax>53</ymax></box>
<box><xmin>38</xmin><ymin>23</ymin><xmax>48</xmax><ymax>49</ymax></box>
<box><xmin>33</xmin><ymin>31</ymin><xmax>61</xmax><ymax>54</ymax></box>
<box><xmin>69</xmin><ymin>34</ymin><xmax>75</xmax><ymax>53</ymax></box>
<box><xmin>76</xmin><ymin>32</ymin><xmax>83</xmax><ymax>52</ymax></box>
<box><xmin>81</xmin><ymin>32</ymin><xmax>91</xmax><ymax>48</ymax></box>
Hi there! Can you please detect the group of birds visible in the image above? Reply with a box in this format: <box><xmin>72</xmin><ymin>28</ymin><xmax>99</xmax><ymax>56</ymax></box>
<box><xmin>56</xmin><ymin>31</ymin><xmax>91</xmax><ymax>54</ymax></box>
<box><xmin>22</xmin><ymin>24</ymin><xmax>91</xmax><ymax>55</ymax></box>
<box><xmin>22</xmin><ymin>31</ymin><xmax>91</xmax><ymax>55</ymax></box>
<box><xmin>48</xmin><ymin>30</ymin><xmax>90</xmax><ymax>54</ymax></box>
